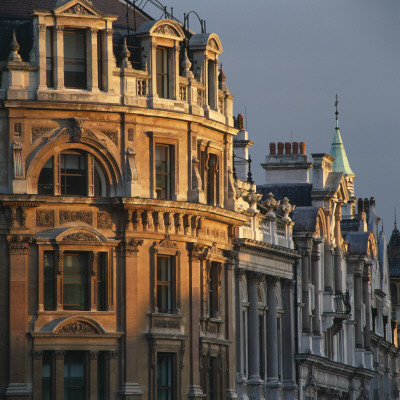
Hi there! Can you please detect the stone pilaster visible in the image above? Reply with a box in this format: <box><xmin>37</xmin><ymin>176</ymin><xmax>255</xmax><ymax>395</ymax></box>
<box><xmin>54</xmin><ymin>25</ymin><xmax>64</xmax><ymax>90</ymax></box>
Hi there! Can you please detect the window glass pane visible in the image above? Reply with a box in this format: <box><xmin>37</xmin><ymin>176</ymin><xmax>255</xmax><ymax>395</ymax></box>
<box><xmin>157</xmin><ymin>353</ymin><xmax>173</xmax><ymax>400</ymax></box>
<box><xmin>38</xmin><ymin>157</ymin><xmax>53</xmax><ymax>195</ymax></box>
<box><xmin>44</xmin><ymin>251</ymin><xmax>55</xmax><ymax>310</ymax></box>
<box><xmin>60</xmin><ymin>153</ymin><xmax>87</xmax><ymax>196</ymax></box>
<box><xmin>63</xmin><ymin>254</ymin><xmax>88</xmax><ymax>310</ymax></box>
<box><xmin>97</xmin><ymin>352</ymin><xmax>105</xmax><ymax>400</ymax></box>
<box><xmin>42</xmin><ymin>352</ymin><xmax>53</xmax><ymax>400</ymax></box>
<box><xmin>46</xmin><ymin>28</ymin><xmax>54</xmax><ymax>87</ymax></box>
<box><xmin>64</xmin><ymin>30</ymin><xmax>86</xmax><ymax>89</ymax></box>
<box><xmin>157</xmin><ymin>256</ymin><xmax>172</xmax><ymax>313</ymax></box>
<box><xmin>97</xmin><ymin>253</ymin><xmax>106</xmax><ymax>311</ymax></box>
<box><xmin>64</xmin><ymin>352</ymin><xmax>85</xmax><ymax>400</ymax></box>
<box><xmin>155</xmin><ymin>145</ymin><xmax>171</xmax><ymax>200</ymax></box>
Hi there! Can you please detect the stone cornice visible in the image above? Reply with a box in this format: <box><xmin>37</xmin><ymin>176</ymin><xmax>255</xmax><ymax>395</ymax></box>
<box><xmin>234</xmin><ymin>238</ymin><xmax>301</xmax><ymax>259</ymax></box>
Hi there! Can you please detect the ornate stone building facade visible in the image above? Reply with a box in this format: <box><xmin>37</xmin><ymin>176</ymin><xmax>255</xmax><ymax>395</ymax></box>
<box><xmin>0</xmin><ymin>1</ymin><xmax>246</xmax><ymax>399</ymax></box>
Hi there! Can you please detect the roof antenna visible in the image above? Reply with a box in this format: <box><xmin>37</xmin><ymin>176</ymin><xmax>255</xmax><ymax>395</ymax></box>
<box><xmin>395</xmin><ymin>207</ymin><xmax>397</xmax><ymax>230</ymax></box>
<box><xmin>244</xmin><ymin>105</ymin><xmax>248</xmax><ymax>131</ymax></box>
<box><xmin>335</xmin><ymin>94</ymin><xmax>339</xmax><ymax>131</ymax></box>
<box><xmin>291</xmin><ymin>130</ymin><xmax>293</xmax><ymax>143</ymax></box>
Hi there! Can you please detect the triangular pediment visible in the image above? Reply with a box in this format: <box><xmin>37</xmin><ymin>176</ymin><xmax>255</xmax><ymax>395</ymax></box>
<box><xmin>55</xmin><ymin>0</ymin><xmax>103</xmax><ymax>17</ymax></box>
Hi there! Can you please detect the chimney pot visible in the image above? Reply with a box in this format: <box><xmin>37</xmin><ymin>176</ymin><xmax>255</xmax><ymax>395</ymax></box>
<box><xmin>237</xmin><ymin>114</ymin><xmax>244</xmax><ymax>130</ymax></box>
<box><xmin>277</xmin><ymin>142</ymin><xmax>284</xmax><ymax>155</ymax></box>
<box><xmin>370</xmin><ymin>197</ymin><xmax>375</xmax><ymax>206</ymax></box>
<box><xmin>358</xmin><ymin>198</ymin><xmax>364</xmax><ymax>214</ymax></box>
<box><xmin>300</xmin><ymin>142</ymin><xmax>306</xmax><ymax>155</ymax></box>
<box><xmin>269</xmin><ymin>142</ymin><xmax>276</xmax><ymax>155</ymax></box>
<box><xmin>364</xmin><ymin>198</ymin><xmax>369</xmax><ymax>214</ymax></box>
<box><xmin>285</xmin><ymin>142</ymin><xmax>291</xmax><ymax>155</ymax></box>
<box><xmin>292</xmin><ymin>142</ymin><xmax>299</xmax><ymax>154</ymax></box>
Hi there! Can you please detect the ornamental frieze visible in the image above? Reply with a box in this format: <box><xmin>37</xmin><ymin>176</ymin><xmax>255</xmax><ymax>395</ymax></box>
<box><xmin>56</xmin><ymin>321</ymin><xmax>100</xmax><ymax>335</ymax></box>
<box><xmin>97</xmin><ymin>212</ymin><xmax>112</xmax><ymax>229</ymax></box>
<box><xmin>36</xmin><ymin>210</ymin><xmax>54</xmax><ymax>227</ymax></box>
<box><xmin>59</xmin><ymin>210</ymin><xmax>92</xmax><ymax>225</ymax></box>
<box><xmin>62</xmin><ymin>232</ymin><xmax>98</xmax><ymax>242</ymax></box>
<box><xmin>101</xmin><ymin>130</ymin><xmax>118</xmax><ymax>145</ymax></box>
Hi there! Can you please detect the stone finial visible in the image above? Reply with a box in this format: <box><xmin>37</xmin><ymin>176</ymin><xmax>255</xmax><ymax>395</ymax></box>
<box><xmin>218</xmin><ymin>63</ymin><xmax>227</xmax><ymax>90</ymax></box>
<box><xmin>181</xmin><ymin>48</ymin><xmax>193</xmax><ymax>78</ymax></box>
<box><xmin>8</xmin><ymin>30</ymin><xmax>22</xmax><ymax>62</ymax></box>
<box><xmin>261</xmin><ymin>192</ymin><xmax>280</xmax><ymax>217</ymax></box>
<box><xmin>243</xmin><ymin>185</ymin><xmax>262</xmax><ymax>213</ymax></box>
<box><xmin>120</xmin><ymin>37</ymin><xmax>131</xmax><ymax>68</ymax></box>
<box><xmin>277</xmin><ymin>197</ymin><xmax>295</xmax><ymax>221</ymax></box>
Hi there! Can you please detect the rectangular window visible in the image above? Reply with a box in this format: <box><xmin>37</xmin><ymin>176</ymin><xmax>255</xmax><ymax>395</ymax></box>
<box><xmin>208</xmin><ymin>263</ymin><xmax>219</xmax><ymax>319</ymax></box>
<box><xmin>64</xmin><ymin>30</ymin><xmax>87</xmax><ymax>89</ymax></box>
<box><xmin>61</xmin><ymin>153</ymin><xmax>87</xmax><ymax>196</ymax></box>
<box><xmin>96</xmin><ymin>253</ymin><xmax>106</xmax><ymax>311</ymax></box>
<box><xmin>156</xmin><ymin>48</ymin><xmax>169</xmax><ymax>98</ymax></box>
<box><xmin>42</xmin><ymin>351</ymin><xmax>54</xmax><ymax>400</ymax></box>
<box><xmin>44</xmin><ymin>251</ymin><xmax>56</xmax><ymax>310</ymax></box>
<box><xmin>64</xmin><ymin>352</ymin><xmax>86</xmax><ymax>400</ymax></box>
<box><xmin>97</xmin><ymin>31</ymin><xmax>104</xmax><ymax>91</ymax></box>
<box><xmin>63</xmin><ymin>253</ymin><xmax>89</xmax><ymax>311</ymax></box>
<box><xmin>38</xmin><ymin>157</ymin><xmax>54</xmax><ymax>195</ymax></box>
<box><xmin>157</xmin><ymin>353</ymin><xmax>175</xmax><ymax>400</ymax></box>
<box><xmin>157</xmin><ymin>256</ymin><xmax>174</xmax><ymax>313</ymax></box>
<box><xmin>155</xmin><ymin>145</ymin><xmax>173</xmax><ymax>200</ymax></box>
<box><xmin>46</xmin><ymin>28</ymin><xmax>54</xmax><ymax>88</ymax></box>
<box><xmin>207</xmin><ymin>154</ymin><xmax>219</xmax><ymax>206</ymax></box>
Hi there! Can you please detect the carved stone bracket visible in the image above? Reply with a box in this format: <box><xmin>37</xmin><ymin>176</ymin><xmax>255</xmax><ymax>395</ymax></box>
<box><xmin>125</xmin><ymin>238</ymin><xmax>144</xmax><ymax>256</ymax></box>
<box><xmin>7</xmin><ymin>234</ymin><xmax>33</xmax><ymax>254</ymax></box>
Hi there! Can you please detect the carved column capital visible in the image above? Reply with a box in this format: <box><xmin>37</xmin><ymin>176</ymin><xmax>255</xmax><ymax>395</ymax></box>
<box><xmin>281</xmin><ymin>279</ymin><xmax>295</xmax><ymax>291</ymax></box>
<box><xmin>266</xmin><ymin>275</ymin><xmax>280</xmax><ymax>287</ymax></box>
<box><xmin>125</xmin><ymin>237</ymin><xmax>144</xmax><ymax>256</ymax></box>
<box><xmin>247</xmin><ymin>271</ymin><xmax>264</xmax><ymax>284</ymax></box>
<box><xmin>7</xmin><ymin>234</ymin><xmax>33</xmax><ymax>255</ymax></box>
<box><xmin>55</xmin><ymin>351</ymin><xmax>65</xmax><ymax>360</ymax></box>
<box><xmin>38</xmin><ymin>24</ymin><xmax>46</xmax><ymax>32</ymax></box>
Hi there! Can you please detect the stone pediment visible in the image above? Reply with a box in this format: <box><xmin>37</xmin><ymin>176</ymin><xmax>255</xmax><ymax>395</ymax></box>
<box><xmin>54</xmin><ymin>318</ymin><xmax>104</xmax><ymax>335</ymax></box>
<box><xmin>54</xmin><ymin>227</ymin><xmax>107</xmax><ymax>243</ymax></box>
<box><xmin>154</xmin><ymin>234</ymin><xmax>180</xmax><ymax>255</ymax></box>
<box><xmin>55</xmin><ymin>0</ymin><xmax>103</xmax><ymax>17</ymax></box>
<box><xmin>136</xmin><ymin>20</ymin><xmax>184</xmax><ymax>41</ymax></box>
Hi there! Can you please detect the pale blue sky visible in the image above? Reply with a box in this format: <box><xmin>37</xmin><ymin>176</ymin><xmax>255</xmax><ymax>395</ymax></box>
<box><xmin>141</xmin><ymin>0</ymin><xmax>400</xmax><ymax>234</ymax></box>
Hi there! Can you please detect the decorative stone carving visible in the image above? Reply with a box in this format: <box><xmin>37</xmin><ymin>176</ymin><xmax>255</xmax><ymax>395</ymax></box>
<box><xmin>120</xmin><ymin>37</ymin><xmax>131</xmax><ymax>68</ymax></box>
<box><xmin>125</xmin><ymin>238</ymin><xmax>143</xmax><ymax>256</ymax></box>
<box><xmin>70</xmin><ymin>118</ymin><xmax>85</xmax><ymax>142</ymax></box>
<box><xmin>303</xmin><ymin>365</ymin><xmax>318</xmax><ymax>392</ymax></box>
<box><xmin>12</xmin><ymin>142</ymin><xmax>24</xmax><ymax>179</ymax></box>
<box><xmin>8</xmin><ymin>31</ymin><xmax>22</xmax><ymax>62</ymax></box>
<box><xmin>62</xmin><ymin>232</ymin><xmax>98</xmax><ymax>242</ymax></box>
<box><xmin>243</xmin><ymin>185</ymin><xmax>262</xmax><ymax>213</ymax></box>
<box><xmin>31</xmin><ymin>127</ymin><xmax>49</xmax><ymax>141</ymax></box>
<box><xmin>277</xmin><ymin>197</ymin><xmax>295</xmax><ymax>221</ymax></box>
<box><xmin>37</xmin><ymin>24</ymin><xmax>46</xmax><ymax>32</ymax></box>
<box><xmin>181</xmin><ymin>48</ymin><xmax>193</xmax><ymax>78</ymax></box>
<box><xmin>153</xmin><ymin>24</ymin><xmax>179</xmax><ymax>37</ymax></box>
<box><xmin>64</xmin><ymin>4</ymin><xmax>94</xmax><ymax>15</ymax></box>
<box><xmin>202</xmin><ymin>242</ymin><xmax>223</xmax><ymax>260</ymax></box>
<box><xmin>7</xmin><ymin>235</ymin><xmax>33</xmax><ymax>254</ymax></box>
<box><xmin>13</xmin><ymin>123</ymin><xmax>22</xmax><ymax>136</ymax></box>
<box><xmin>208</xmin><ymin>38</ymin><xmax>219</xmax><ymax>51</ymax></box>
<box><xmin>97</xmin><ymin>212</ymin><xmax>112</xmax><ymax>229</ymax></box>
<box><xmin>56</xmin><ymin>321</ymin><xmax>101</xmax><ymax>335</ymax></box>
<box><xmin>156</xmin><ymin>234</ymin><xmax>177</xmax><ymax>249</ymax></box>
<box><xmin>128</xmin><ymin>128</ymin><xmax>134</xmax><ymax>142</ymax></box>
<box><xmin>59</xmin><ymin>210</ymin><xmax>92</xmax><ymax>225</ymax></box>
<box><xmin>192</xmin><ymin>156</ymin><xmax>202</xmax><ymax>190</ymax></box>
<box><xmin>261</xmin><ymin>192</ymin><xmax>280</xmax><ymax>217</ymax></box>
<box><xmin>101</xmin><ymin>130</ymin><xmax>118</xmax><ymax>145</ymax></box>
<box><xmin>36</xmin><ymin>210</ymin><xmax>54</xmax><ymax>227</ymax></box>
<box><xmin>126</xmin><ymin>147</ymin><xmax>138</xmax><ymax>182</ymax></box>
<box><xmin>190</xmin><ymin>243</ymin><xmax>206</xmax><ymax>261</ymax></box>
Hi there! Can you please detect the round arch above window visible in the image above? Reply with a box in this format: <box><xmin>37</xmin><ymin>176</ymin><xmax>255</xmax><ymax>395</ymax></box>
<box><xmin>28</xmin><ymin>142</ymin><xmax>121</xmax><ymax>197</ymax></box>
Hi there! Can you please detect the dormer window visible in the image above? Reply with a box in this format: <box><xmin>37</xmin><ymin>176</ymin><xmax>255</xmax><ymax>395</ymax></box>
<box><xmin>156</xmin><ymin>48</ymin><xmax>169</xmax><ymax>98</ymax></box>
<box><xmin>64</xmin><ymin>29</ymin><xmax>87</xmax><ymax>89</ymax></box>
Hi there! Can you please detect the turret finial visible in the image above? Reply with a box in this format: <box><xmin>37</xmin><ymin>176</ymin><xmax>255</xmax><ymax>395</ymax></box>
<box><xmin>335</xmin><ymin>94</ymin><xmax>339</xmax><ymax>131</ymax></box>
<box><xmin>395</xmin><ymin>207</ymin><xmax>397</xmax><ymax>230</ymax></box>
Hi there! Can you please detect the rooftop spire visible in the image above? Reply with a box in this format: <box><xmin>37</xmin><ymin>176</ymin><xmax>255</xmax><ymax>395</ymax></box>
<box><xmin>329</xmin><ymin>95</ymin><xmax>355</xmax><ymax>176</ymax></box>
<box><xmin>395</xmin><ymin>207</ymin><xmax>398</xmax><ymax>230</ymax></box>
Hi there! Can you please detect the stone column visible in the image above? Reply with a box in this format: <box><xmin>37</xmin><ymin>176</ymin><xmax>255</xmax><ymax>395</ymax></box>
<box><xmin>171</xmin><ymin>42</ymin><xmax>179</xmax><ymax>100</ymax></box>
<box><xmin>120</xmin><ymin>239</ymin><xmax>143</xmax><ymax>398</ymax></box>
<box><xmin>301</xmin><ymin>249</ymin><xmax>312</xmax><ymax>333</ymax></box>
<box><xmin>32</xmin><ymin>351</ymin><xmax>43</xmax><ymax>400</ymax></box>
<box><xmin>187</xmin><ymin>244</ymin><xmax>204</xmax><ymax>399</ymax></box>
<box><xmin>312</xmin><ymin>241</ymin><xmax>322</xmax><ymax>335</ymax></box>
<box><xmin>324</xmin><ymin>242</ymin><xmax>333</xmax><ymax>292</ymax></box>
<box><xmin>224</xmin><ymin>255</ymin><xmax>238</xmax><ymax>399</ymax></box>
<box><xmin>5</xmin><ymin>235</ymin><xmax>32</xmax><ymax>399</ymax></box>
<box><xmin>247</xmin><ymin>272</ymin><xmax>260</xmax><ymax>382</ymax></box>
<box><xmin>55</xmin><ymin>351</ymin><xmax>65</xmax><ymax>400</ymax></box>
<box><xmin>89</xmin><ymin>351</ymin><xmax>98</xmax><ymax>400</ymax></box>
<box><xmin>37</xmin><ymin>24</ymin><xmax>47</xmax><ymax>89</ymax></box>
<box><xmin>54</xmin><ymin>25</ymin><xmax>64</xmax><ymax>90</ymax></box>
<box><xmin>105</xmin><ymin>28</ymin><xmax>114</xmax><ymax>92</ymax></box>
<box><xmin>363</xmin><ymin>265</ymin><xmax>371</xmax><ymax>351</ymax></box>
<box><xmin>354</xmin><ymin>264</ymin><xmax>363</xmax><ymax>348</ymax></box>
<box><xmin>334</xmin><ymin>246</ymin><xmax>342</xmax><ymax>293</ymax></box>
<box><xmin>281</xmin><ymin>280</ymin><xmax>296</xmax><ymax>389</ymax></box>
<box><xmin>88</xmin><ymin>28</ymin><xmax>99</xmax><ymax>91</ymax></box>
<box><xmin>266</xmin><ymin>276</ymin><xmax>279</xmax><ymax>384</ymax></box>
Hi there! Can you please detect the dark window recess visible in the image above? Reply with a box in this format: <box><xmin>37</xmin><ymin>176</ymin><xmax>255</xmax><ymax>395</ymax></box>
<box><xmin>155</xmin><ymin>145</ymin><xmax>172</xmax><ymax>200</ymax></box>
<box><xmin>208</xmin><ymin>263</ymin><xmax>219</xmax><ymax>318</ymax></box>
<box><xmin>259</xmin><ymin>315</ymin><xmax>265</xmax><ymax>379</ymax></box>
<box><xmin>64</xmin><ymin>352</ymin><xmax>86</xmax><ymax>400</ymax></box>
<box><xmin>64</xmin><ymin>30</ymin><xmax>87</xmax><ymax>89</ymax></box>
<box><xmin>46</xmin><ymin>28</ymin><xmax>54</xmax><ymax>88</ymax></box>
<box><xmin>63</xmin><ymin>253</ymin><xmax>88</xmax><ymax>311</ymax></box>
<box><xmin>42</xmin><ymin>351</ymin><xmax>54</xmax><ymax>400</ymax></box>
<box><xmin>96</xmin><ymin>253</ymin><xmax>106</xmax><ymax>311</ymax></box>
<box><xmin>156</xmin><ymin>48</ymin><xmax>169</xmax><ymax>98</ymax></box>
<box><xmin>61</xmin><ymin>153</ymin><xmax>87</xmax><ymax>196</ymax></box>
<box><xmin>157</xmin><ymin>256</ymin><xmax>173</xmax><ymax>313</ymax></box>
<box><xmin>38</xmin><ymin>157</ymin><xmax>54</xmax><ymax>195</ymax></box>
<box><xmin>157</xmin><ymin>353</ymin><xmax>175</xmax><ymax>400</ymax></box>
<box><xmin>207</xmin><ymin>154</ymin><xmax>219</xmax><ymax>206</ymax></box>
<box><xmin>44</xmin><ymin>251</ymin><xmax>56</xmax><ymax>310</ymax></box>
<box><xmin>97</xmin><ymin>352</ymin><xmax>106</xmax><ymax>400</ymax></box>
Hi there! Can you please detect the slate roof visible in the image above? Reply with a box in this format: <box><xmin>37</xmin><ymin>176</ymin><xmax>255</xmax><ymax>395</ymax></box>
<box><xmin>257</xmin><ymin>184</ymin><xmax>312</xmax><ymax>208</ymax></box>
<box><xmin>388</xmin><ymin>225</ymin><xmax>400</xmax><ymax>277</ymax></box>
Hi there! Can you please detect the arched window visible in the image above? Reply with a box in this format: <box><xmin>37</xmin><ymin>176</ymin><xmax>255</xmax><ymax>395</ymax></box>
<box><xmin>38</xmin><ymin>151</ymin><xmax>106</xmax><ymax>196</ymax></box>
